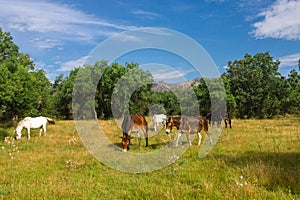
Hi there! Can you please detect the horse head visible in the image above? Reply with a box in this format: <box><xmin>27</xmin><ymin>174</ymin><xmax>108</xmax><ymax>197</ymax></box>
<box><xmin>165</xmin><ymin>117</ymin><xmax>174</xmax><ymax>134</ymax></box>
<box><xmin>121</xmin><ymin>134</ymin><xmax>131</xmax><ymax>152</ymax></box>
<box><xmin>14</xmin><ymin>129</ymin><xmax>21</xmax><ymax>140</ymax></box>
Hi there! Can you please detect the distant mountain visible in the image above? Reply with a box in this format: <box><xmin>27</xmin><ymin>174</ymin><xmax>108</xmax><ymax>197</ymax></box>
<box><xmin>151</xmin><ymin>81</ymin><xmax>171</xmax><ymax>92</ymax></box>
<box><xmin>151</xmin><ymin>77</ymin><xmax>201</xmax><ymax>92</ymax></box>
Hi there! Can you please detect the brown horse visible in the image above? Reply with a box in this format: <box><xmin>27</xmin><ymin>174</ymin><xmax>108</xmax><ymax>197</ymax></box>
<box><xmin>224</xmin><ymin>112</ymin><xmax>232</xmax><ymax>128</ymax></box>
<box><xmin>165</xmin><ymin>115</ymin><xmax>212</xmax><ymax>146</ymax></box>
<box><xmin>206</xmin><ymin>111</ymin><xmax>232</xmax><ymax>128</ymax></box>
<box><xmin>121</xmin><ymin>114</ymin><xmax>148</xmax><ymax>152</ymax></box>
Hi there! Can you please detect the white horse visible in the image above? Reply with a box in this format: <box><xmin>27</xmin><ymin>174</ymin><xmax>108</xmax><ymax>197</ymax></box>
<box><xmin>14</xmin><ymin>116</ymin><xmax>55</xmax><ymax>140</ymax></box>
<box><xmin>152</xmin><ymin>114</ymin><xmax>167</xmax><ymax>132</ymax></box>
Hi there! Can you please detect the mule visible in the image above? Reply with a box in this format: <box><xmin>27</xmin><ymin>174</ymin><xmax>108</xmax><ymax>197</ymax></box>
<box><xmin>224</xmin><ymin>112</ymin><xmax>232</xmax><ymax>128</ymax></box>
<box><xmin>121</xmin><ymin>114</ymin><xmax>148</xmax><ymax>152</ymax></box>
<box><xmin>205</xmin><ymin>112</ymin><xmax>222</xmax><ymax>127</ymax></box>
<box><xmin>152</xmin><ymin>114</ymin><xmax>167</xmax><ymax>132</ymax></box>
<box><xmin>15</xmin><ymin>116</ymin><xmax>55</xmax><ymax>140</ymax></box>
<box><xmin>165</xmin><ymin>115</ymin><xmax>212</xmax><ymax>146</ymax></box>
<box><xmin>206</xmin><ymin>111</ymin><xmax>232</xmax><ymax>128</ymax></box>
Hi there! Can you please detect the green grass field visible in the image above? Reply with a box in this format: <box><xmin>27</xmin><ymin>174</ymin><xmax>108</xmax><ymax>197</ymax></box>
<box><xmin>0</xmin><ymin>118</ymin><xmax>299</xmax><ymax>199</ymax></box>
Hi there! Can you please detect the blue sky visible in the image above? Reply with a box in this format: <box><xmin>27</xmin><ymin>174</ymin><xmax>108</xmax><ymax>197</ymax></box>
<box><xmin>0</xmin><ymin>0</ymin><xmax>300</xmax><ymax>82</ymax></box>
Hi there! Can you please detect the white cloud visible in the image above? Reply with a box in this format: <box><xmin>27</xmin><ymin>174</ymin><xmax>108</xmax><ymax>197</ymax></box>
<box><xmin>0</xmin><ymin>0</ymin><xmax>137</xmax><ymax>48</ymax></box>
<box><xmin>251</xmin><ymin>0</ymin><xmax>300</xmax><ymax>40</ymax></box>
<box><xmin>140</xmin><ymin>63</ymin><xmax>195</xmax><ymax>83</ymax></box>
<box><xmin>32</xmin><ymin>38</ymin><xmax>63</xmax><ymax>49</ymax></box>
<box><xmin>152</xmin><ymin>68</ymin><xmax>187</xmax><ymax>80</ymax></box>
<box><xmin>278</xmin><ymin>53</ymin><xmax>300</xmax><ymax>67</ymax></box>
<box><xmin>131</xmin><ymin>9</ymin><xmax>161</xmax><ymax>19</ymax></box>
<box><xmin>58</xmin><ymin>56</ymin><xmax>90</xmax><ymax>71</ymax></box>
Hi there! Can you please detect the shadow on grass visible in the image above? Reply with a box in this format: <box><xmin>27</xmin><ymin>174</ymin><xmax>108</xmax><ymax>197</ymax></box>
<box><xmin>216</xmin><ymin>151</ymin><xmax>300</xmax><ymax>194</ymax></box>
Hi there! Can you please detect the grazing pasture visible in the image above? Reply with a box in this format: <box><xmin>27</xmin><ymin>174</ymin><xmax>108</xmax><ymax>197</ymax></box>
<box><xmin>0</xmin><ymin>118</ymin><xmax>299</xmax><ymax>199</ymax></box>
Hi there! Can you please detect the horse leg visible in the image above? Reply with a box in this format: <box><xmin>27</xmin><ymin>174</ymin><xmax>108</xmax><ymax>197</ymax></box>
<box><xmin>197</xmin><ymin>132</ymin><xmax>202</xmax><ymax>146</ymax></box>
<box><xmin>185</xmin><ymin>133</ymin><xmax>191</xmax><ymax>146</ymax></box>
<box><xmin>145</xmin><ymin>126</ymin><xmax>149</xmax><ymax>147</ymax></box>
<box><xmin>27</xmin><ymin>128</ymin><xmax>31</xmax><ymax>140</ymax></box>
<box><xmin>44</xmin><ymin>124</ymin><xmax>47</xmax><ymax>136</ymax></box>
<box><xmin>137</xmin><ymin>130</ymin><xmax>141</xmax><ymax>148</ymax></box>
<box><xmin>154</xmin><ymin>123</ymin><xmax>157</xmax><ymax>132</ymax></box>
<box><xmin>39</xmin><ymin>127</ymin><xmax>42</xmax><ymax>137</ymax></box>
<box><xmin>225</xmin><ymin>119</ymin><xmax>228</xmax><ymax>128</ymax></box>
<box><xmin>128</xmin><ymin>130</ymin><xmax>132</xmax><ymax>145</ymax></box>
<box><xmin>207</xmin><ymin>131</ymin><xmax>213</xmax><ymax>145</ymax></box>
<box><xmin>175</xmin><ymin>132</ymin><xmax>182</xmax><ymax>147</ymax></box>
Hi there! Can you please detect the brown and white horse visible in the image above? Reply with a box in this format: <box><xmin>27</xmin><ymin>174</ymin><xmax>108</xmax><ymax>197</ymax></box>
<box><xmin>121</xmin><ymin>114</ymin><xmax>148</xmax><ymax>152</ymax></box>
<box><xmin>165</xmin><ymin>115</ymin><xmax>212</xmax><ymax>146</ymax></box>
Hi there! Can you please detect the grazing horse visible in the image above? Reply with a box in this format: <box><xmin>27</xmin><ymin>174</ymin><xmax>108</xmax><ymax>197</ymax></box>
<box><xmin>224</xmin><ymin>112</ymin><xmax>232</xmax><ymax>128</ymax></box>
<box><xmin>205</xmin><ymin>112</ymin><xmax>222</xmax><ymax>127</ymax></box>
<box><xmin>15</xmin><ymin>116</ymin><xmax>55</xmax><ymax>140</ymax></box>
<box><xmin>165</xmin><ymin>115</ymin><xmax>212</xmax><ymax>146</ymax></box>
<box><xmin>206</xmin><ymin>111</ymin><xmax>232</xmax><ymax>128</ymax></box>
<box><xmin>121</xmin><ymin>114</ymin><xmax>148</xmax><ymax>152</ymax></box>
<box><xmin>152</xmin><ymin>114</ymin><xmax>167</xmax><ymax>132</ymax></box>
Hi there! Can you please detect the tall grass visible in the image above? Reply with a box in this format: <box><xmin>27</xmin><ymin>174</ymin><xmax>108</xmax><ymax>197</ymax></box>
<box><xmin>0</xmin><ymin>118</ymin><xmax>299</xmax><ymax>199</ymax></box>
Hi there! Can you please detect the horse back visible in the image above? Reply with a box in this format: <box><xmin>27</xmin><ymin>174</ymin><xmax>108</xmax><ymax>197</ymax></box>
<box><xmin>122</xmin><ymin>114</ymin><xmax>147</xmax><ymax>134</ymax></box>
<box><xmin>182</xmin><ymin>116</ymin><xmax>208</xmax><ymax>132</ymax></box>
<box><xmin>131</xmin><ymin>114</ymin><xmax>147</xmax><ymax>127</ymax></box>
<box><xmin>153</xmin><ymin>114</ymin><xmax>167</xmax><ymax>122</ymax></box>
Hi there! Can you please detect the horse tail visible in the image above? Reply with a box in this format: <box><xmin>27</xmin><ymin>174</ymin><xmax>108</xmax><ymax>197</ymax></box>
<box><xmin>46</xmin><ymin>117</ymin><xmax>55</xmax><ymax>125</ymax></box>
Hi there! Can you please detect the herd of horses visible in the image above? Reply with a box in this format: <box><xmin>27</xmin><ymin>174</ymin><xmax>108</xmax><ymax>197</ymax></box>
<box><xmin>121</xmin><ymin>112</ymin><xmax>231</xmax><ymax>152</ymax></box>
<box><xmin>13</xmin><ymin>112</ymin><xmax>231</xmax><ymax>152</ymax></box>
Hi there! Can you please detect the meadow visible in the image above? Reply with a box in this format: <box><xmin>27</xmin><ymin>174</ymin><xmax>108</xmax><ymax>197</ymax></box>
<box><xmin>0</xmin><ymin>118</ymin><xmax>299</xmax><ymax>199</ymax></box>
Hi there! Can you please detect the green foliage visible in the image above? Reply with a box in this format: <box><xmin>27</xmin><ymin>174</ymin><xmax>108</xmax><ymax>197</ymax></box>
<box><xmin>0</xmin><ymin>28</ymin><xmax>53</xmax><ymax>121</ymax></box>
<box><xmin>152</xmin><ymin>91</ymin><xmax>180</xmax><ymax>115</ymax></box>
<box><xmin>224</xmin><ymin>52</ymin><xmax>286</xmax><ymax>118</ymax></box>
<box><xmin>2</xmin><ymin>27</ymin><xmax>300</xmax><ymax>120</ymax></box>
<box><xmin>0</xmin><ymin>128</ymin><xmax>9</xmax><ymax>141</ymax></box>
<box><xmin>284</xmin><ymin>69</ymin><xmax>300</xmax><ymax>114</ymax></box>
<box><xmin>52</xmin><ymin>68</ymin><xmax>80</xmax><ymax>119</ymax></box>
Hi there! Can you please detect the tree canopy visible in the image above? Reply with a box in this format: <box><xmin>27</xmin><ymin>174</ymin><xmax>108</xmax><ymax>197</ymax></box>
<box><xmin>1</xmin><ymin>28</ymin><xmax>300</xmax><ymax>122</ymax></box>
<box><xmin>0</xmin><ymin>28</ymin><xmax>52</xmax><ymax>121</ymax></box>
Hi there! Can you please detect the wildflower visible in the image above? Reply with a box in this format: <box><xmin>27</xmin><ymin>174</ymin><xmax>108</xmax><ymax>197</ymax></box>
<box><xmin>236</xmin><ymin>181</ymin><xmax>243</xmax><ymax>187</ymax></box>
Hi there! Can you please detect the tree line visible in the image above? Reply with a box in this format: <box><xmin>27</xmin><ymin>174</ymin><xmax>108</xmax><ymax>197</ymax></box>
<box><xmin>1</xmin><ymin>28</ymin><xmax>300</xmax><ymax>123</ymax></box>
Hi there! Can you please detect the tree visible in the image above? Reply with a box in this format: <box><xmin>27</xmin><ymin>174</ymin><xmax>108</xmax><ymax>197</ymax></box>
<box><xmin>96</xmin><ymin>61</ymin><xmax>125</xmax><ymax>118</ymax></box>
<box><xmin>284</xmin><ymin>69</ymin><xmax>300</xmax><ymax>114</ymax></box>
<box><xmin>224</xmin><ymin>52</ymin><xmax>284</xmax><ymax>118</ymax></box>
<box><xmin>106</xmin><ymin>62</ymin><xmax>154</xmax><ymax>118</ymax></box>
<box><xmin>52</xmin><ymin>68</ymin><xmax>80</xmax><ymax>119</ymax></box>
<box><xmin>0</xmin><ymin>28</ymin><xmax>52</xmax><ymax>121</ymax></box>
